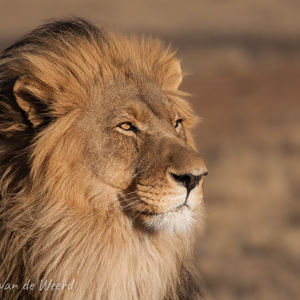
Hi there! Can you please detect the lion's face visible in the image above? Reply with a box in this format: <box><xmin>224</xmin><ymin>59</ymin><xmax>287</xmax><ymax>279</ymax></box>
<box><xmin>77</xmin><ymin>80</ymin><xmax>207</xmax><ymax>233</ymax></box>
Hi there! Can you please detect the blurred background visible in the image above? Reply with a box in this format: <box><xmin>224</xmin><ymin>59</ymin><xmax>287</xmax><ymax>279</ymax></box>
<box><xmin>1</xmin><ymin>1</ymin><xmax>299</xmax><ymax>299</ymax></box>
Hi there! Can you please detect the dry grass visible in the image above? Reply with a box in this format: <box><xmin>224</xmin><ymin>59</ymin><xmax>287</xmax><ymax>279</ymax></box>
<box><xmin>182</xmin><ymin>72</ymin><xmax>300</xmax><ymax>300</ymax></box>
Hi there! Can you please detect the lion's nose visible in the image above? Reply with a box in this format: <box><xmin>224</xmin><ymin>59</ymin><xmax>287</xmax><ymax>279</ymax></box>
<box><xmin>170</xmin><ymin>172</ymin><xmax>208</xmax><ymax>194</ymax></box>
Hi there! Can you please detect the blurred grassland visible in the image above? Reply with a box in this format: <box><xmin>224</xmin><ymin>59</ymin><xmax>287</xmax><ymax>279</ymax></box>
<box><xmin>1</xmin><ymin>1</ymin><xmax>300</xmax><ymax>299</ymax></box>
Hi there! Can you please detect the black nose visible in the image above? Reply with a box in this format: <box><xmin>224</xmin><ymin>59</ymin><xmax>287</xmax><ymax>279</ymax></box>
<box><xmin>171</xmin><ymin>172</ymin><xmax>208</xmax><ymax>194</ymax></box>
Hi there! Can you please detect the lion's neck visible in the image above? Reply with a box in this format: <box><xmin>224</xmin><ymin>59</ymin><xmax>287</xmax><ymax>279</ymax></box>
<box><xmin>0</xmin><ymin>196</ymin><xmax>195</xmax><ymax>299</ymax></box>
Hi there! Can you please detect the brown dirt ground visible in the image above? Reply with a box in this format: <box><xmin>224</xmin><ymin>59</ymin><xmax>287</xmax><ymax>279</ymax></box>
<box><xmin>184</xmin><ymin>71</ymin><xmax>300</xmax><ymax>300</ymax></box>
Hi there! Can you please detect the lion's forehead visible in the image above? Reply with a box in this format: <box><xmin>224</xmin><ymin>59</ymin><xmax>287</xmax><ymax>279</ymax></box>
<box><xmin>95</xmin><ymin>82</ymin><xmax>176</xmax><ymax>124</ymax></box>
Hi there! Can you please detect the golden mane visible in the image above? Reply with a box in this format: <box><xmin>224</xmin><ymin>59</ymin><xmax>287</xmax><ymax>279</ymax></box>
<box><xmin>0</xmin><ymin>18</ymin><xmax>205</xmax><ymax>299</ymax></box>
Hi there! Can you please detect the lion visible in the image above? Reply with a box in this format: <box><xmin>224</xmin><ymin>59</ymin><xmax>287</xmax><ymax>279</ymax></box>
<box><xmin>0</xmin><ymin>18</ymin><xmax>207</xmax><ymax>299</ymax></box>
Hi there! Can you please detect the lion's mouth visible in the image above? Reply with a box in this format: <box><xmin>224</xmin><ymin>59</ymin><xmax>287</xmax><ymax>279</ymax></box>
<box><xmin>137</xmin><ymin>202</ymin><xmax>196</xmax><ymax>234</ymax></box>
<box><xmin>129</xmin><ymin>191</ymin><xmax>200</xmax><ymax>234</ymax></box>
<box><xmin>138</xmin><ymin>202</ymin><xmax>189</xmax><ymax>216</ymax></box>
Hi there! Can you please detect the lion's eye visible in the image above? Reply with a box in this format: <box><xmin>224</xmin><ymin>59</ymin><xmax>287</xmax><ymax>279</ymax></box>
<box><xmin>118</xmin><ymin>122</ymin><xmax>134</xmax><ymax>131</ymax></box>
<box><xmin>174</xmin><ymin>118</ymin><xmax>184</xmax><ymax>132</ymax></box>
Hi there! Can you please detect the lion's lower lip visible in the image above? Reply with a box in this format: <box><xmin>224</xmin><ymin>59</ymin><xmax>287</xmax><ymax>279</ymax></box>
<box><xmin>139</xmin><ymin>203</ymin><xmax>189</xmax><ymax>216</ymax></box>
<box><xmin>140</xmin><ymin>211</ymin><xmax>159</xmax><ymax>216</ymax></box>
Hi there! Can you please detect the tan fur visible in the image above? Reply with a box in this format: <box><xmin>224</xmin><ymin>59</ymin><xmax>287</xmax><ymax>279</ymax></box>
<box><xmin>0</xmin><ymin>18</ymin><xmax>207</xmax><ymax>299</ymax></box>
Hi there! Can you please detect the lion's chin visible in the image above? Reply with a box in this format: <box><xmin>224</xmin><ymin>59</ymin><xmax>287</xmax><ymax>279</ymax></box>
<box><xmin>142</xmin><ymin>206</ymin><xmax>196</xmax><ymax>235</ymax></box>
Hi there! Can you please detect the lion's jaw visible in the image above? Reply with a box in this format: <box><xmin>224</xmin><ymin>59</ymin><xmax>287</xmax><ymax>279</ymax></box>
<box><xmin>145</xmin><ymin>180</ymin><xmax>206</xmax><ymax>233</ymax></box>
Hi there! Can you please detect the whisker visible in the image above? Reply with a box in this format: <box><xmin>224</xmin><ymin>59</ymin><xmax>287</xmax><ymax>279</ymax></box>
<box><xmin>91</xmin><ymin>189</ymin><xmax>139</xmax><ymax>202</ymax></box>
<box><xmin>86</xmin><ymin>184</ymin><xmax>155</xmax><ymax>222</ymax></box>
<box><xmin>119</xmin><ymin>199</ymin><xmax>141</xmax><ymax>211</ymax></box>
<box><xmin>107</xmin><ymin>198</ymin><xmax>142</xmax><ymax>220</ymax></box>
<box><xmin>105</xmin><ymin>201</ymin><xmax>145</xmax><ymax>228</ymax></box>
<box><xmin>132</xmin><ymin>207</ymin><xmax>148</xmax><ymax>224</ymax></box>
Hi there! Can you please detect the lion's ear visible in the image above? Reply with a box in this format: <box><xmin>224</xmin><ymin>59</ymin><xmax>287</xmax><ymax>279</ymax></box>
<box><xmin>13</xmin><ymin>75</ymin><xmax>52</xmax><ymax>127</ymax></box>
<box><xmin>161</xmin><ymin>59</ymin><xmax>183</xmax><ymax>91</ymax></box>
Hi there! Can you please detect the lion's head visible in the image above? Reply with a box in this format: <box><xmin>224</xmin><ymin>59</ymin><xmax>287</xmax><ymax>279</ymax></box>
<box><xmin>1</xmin><ymin>18</ymin><xmax>207</xmax><ymax>234</ymax></box>
<box><xmin>0</xmin><ymin>18</ymin><xmax>207</xmax><ymax>299</ymax></box>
